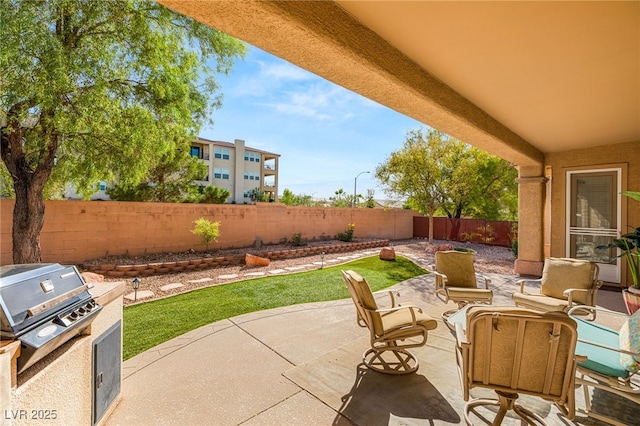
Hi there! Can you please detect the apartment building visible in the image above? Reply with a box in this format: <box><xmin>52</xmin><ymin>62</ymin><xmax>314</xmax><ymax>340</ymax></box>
<box><xmin>190</xmin><ymin>138</ymin><xmax>280</xmax><ymax>203</ymax></box>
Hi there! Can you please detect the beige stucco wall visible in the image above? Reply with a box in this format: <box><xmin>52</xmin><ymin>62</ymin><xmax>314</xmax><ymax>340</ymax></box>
<box><xmin>0</xmin><ymin>200</ymin><xmax>417</xmax><ymax>265</ymax></box>
<box><xmin>3</xmin><ymin>282</ymin><xmax>124</xmax><ymax>426</ymax></box>
<box><xmin>545</xmin><ymin>140</ymin><xmax>640</xmax><ymax>285</ymax></box>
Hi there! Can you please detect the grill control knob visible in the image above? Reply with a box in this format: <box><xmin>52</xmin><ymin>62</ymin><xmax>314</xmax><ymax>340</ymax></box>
<box><xmin>69</xmin><ymin>312</ymin><xmax>79</xmax><ymax>320</ymax></box>
<box><xmin>77</xmin><ymin>308</ymin><xmax>86</xmax><ymax>316</ymax></box>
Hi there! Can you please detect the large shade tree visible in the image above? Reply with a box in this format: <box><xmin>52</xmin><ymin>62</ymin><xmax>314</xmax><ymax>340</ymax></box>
<box><xmin>375</xmin><ymin>128</ymin><xmax>517</xmax><ymax>243</ymax></box>
<box><xmin>0</xmin><ymin>0</ymin><xmax>246</xmax><ymax>263</ymax></box>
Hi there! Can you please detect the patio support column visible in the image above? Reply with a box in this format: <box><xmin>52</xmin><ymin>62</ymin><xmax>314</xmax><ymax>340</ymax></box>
<box><xmin>514</xmin><ymin>165</ymin><xmax>548</xmax><ymax>276</ymax></box>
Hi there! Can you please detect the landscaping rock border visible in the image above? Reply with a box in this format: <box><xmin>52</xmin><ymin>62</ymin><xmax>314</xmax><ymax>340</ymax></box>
<box><xmin>84</xmin><ymin>240</ymin><xmax>389</xmax><ymax>277</ymax></box>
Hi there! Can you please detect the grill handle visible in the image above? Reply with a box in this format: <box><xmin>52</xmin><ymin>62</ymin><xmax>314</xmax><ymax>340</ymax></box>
<box><xmin>26</xmin><ymin>285</ymin><xmax>91</xmax><ymax>317</ymax></box>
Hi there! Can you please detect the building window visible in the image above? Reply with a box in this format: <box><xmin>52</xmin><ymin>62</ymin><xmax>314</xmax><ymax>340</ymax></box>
<box><xmin>222</xmin><ymin>169</ymin><xmax>230</xmax><ymax>180</ymax></box>
<box><xmin>191</xmin><ymin>146</ymin><xmax>201</xmax><ymax>158</ymax></box>
<box><xmin>215</xmin><ymin>147</ymin><xmax>230</xmax><ymax>160</ymax></box>
<box><xmin>98</xmin><ymin>182</ymin><xmax>106</xmax><ymax>191</ymax></box>
<box><xmin>245</xmin><ymin>152</ymin><xmax>261</xmax><ymax>163</ymax></box>
<box><xmin>244</xmin><ymin>171</ymin><xmax>249</xmax><ymax>180</ymax></box>
<box><xmin>214</xmin><ymin>168</ymin><xmax>222</xmax><ymax>179</ymax></box>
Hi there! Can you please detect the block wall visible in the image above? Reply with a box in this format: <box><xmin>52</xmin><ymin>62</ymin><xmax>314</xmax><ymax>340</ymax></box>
<box><xmin>0</xmin><ymin>200</ymin><xmax>417</xmax><ymax>265</ymax></box>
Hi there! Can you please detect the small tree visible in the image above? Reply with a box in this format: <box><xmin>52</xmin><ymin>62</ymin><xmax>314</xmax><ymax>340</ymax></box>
<box><xmin>198</xmin><ymin>186</ymin><xmax>231</xmax><ymax>204</ymax></box>
<box><xmin>191</xmin><ymin>218</ymin><xmax>220</xmax><ymax>250</ymax></box>
<box><xmin>330</xmin><ymin>188</ymin><xmax>352</xmax><ymax>208</ymax></box>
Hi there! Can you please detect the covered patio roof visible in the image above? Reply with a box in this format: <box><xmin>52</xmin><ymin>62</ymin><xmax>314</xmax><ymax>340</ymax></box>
<box><xmin>157</xmin><ymin>1</ymin><xmax>639</xmax><ymax>167</ymax></box>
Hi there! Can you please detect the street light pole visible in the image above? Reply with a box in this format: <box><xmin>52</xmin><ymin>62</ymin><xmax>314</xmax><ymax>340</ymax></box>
<box><xmin>353</xmin><ymin>171</ymin><xmax>370</xmax><ymax>208</ymax></box>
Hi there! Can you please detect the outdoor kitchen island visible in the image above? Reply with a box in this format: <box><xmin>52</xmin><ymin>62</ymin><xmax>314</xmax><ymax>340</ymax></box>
<box><xmin>1</xmin><ymin>268</ymin><xmax>125</xmax><ymax>426</ymax></box>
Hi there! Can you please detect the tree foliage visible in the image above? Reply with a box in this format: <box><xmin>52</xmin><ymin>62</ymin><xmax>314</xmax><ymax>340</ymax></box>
<box><xmin>0</xmin><ymin>0</ymin><xmax>246</xmax><ymax>262</ymax></box>
<box><xmin>280</xmin><ymin>188</ymin><xmax>315</xmax><ymax>206</ymax></box>
<box><xmin>329</xmin><ymin>188</ymin><xmax>352</xmax><ymax>208</ymax></box>
<box><xmin>375</xmin><ymin>128</ymin><xmax>517</xmax><ymax>242</ymax></box>
<box><xmin>246</xmin><ymin>187</ymin><xmax>267</xmax><ymax>203</ymax></box>
<box><xmin>107</xmin><ymin>149</ymin><xmax>208</xmax><ymax>202</ymax></box>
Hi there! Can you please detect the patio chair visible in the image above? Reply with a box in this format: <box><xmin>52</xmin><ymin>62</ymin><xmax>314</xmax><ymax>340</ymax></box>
<box><xmin>568</xmin><ymin>306</ymin><xmax>640</xmax><ymax>426</ymax></box>
<box><xmin>340</xmin><ymin>270</ymin><xmax>438</xmax><ymax>374</ymax></box>
<box><xmin>454</xmin><ymin>306</ymin><xmax>580</xmax><ymax>425</ymax></box>
<box><xmin>433</xmin><ymin>250</ymin><xmax>493</xmax><ymax>322</ymax></box>
<box><xmin>512</xmin><ymin>257</ymin><xmax>602</xmax><ymax>316</ymax></box>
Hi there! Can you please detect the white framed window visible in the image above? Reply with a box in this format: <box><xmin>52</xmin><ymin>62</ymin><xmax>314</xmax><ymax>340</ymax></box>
<box><xmin>221</xmin><ymin>169</ymin><xmax>230</xmax><ymax>180</ymax></box>
<box><xmin>214</xmin><ymin>148</ymin><xmax>230</xmax><ymax>160</ymax></box>
<box><xmin>213</xmin><ymin>168</ymin><xmax>222</xmax><ymax>179</ymax></box>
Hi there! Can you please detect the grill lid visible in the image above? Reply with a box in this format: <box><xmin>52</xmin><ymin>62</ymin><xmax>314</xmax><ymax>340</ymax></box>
<box><xmin>0</xmin><ymin>263</ymin><xmax>92</xmax><ymax>336</ymax></box>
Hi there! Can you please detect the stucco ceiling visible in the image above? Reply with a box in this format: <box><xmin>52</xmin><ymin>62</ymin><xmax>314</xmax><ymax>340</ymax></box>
<box><xmin>336</xmin><ymin>1</ymin><xmax>639</xmax><ymax>153</ymax></box>
<box><xmin>157</xmin><ymin>1</ymin><xmax>639</xmax><ymax>165</ymax></box>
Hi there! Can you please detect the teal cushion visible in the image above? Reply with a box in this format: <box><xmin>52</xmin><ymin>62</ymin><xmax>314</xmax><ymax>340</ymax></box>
<box><xmin>575</xmin><ymin>318</ymin><xmax>629</xmax><ymax>378</ymax></box>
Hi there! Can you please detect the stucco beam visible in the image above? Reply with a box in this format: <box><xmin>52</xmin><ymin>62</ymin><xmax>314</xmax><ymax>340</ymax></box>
<box><xmin>158</xmin><ymin>0</ymin><xmax>543</xmax><ymax>166</ymax></box>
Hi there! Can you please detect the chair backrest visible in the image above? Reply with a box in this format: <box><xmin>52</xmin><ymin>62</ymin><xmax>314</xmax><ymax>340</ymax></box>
<box><xmin>540</xmin><ymin>258</ymin><xmax>599</xmax><ymax>303</ymax></box>
<box><xmin>435</xmin><ymin>250</ymin><xmax>477</xmax><ymax>288</ymax></box>
<box><xmin>341</xmin><ymin>270</ymin><xmax>384</xmax><ymax>336</ymax></box>
<box><xmin>463</xmin><ymin>307</ymin><xmax>578</xmax><ymax>406</ymax></box>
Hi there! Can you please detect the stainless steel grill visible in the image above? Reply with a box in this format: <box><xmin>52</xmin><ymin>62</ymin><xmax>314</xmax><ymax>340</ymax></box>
<box><xmin>0</xmin><ymin>263</ymin><xmax>102</xmax><ymax>373</ymax></box>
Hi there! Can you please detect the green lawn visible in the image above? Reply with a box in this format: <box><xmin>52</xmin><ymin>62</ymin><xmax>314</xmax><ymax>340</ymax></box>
<box><xmin>123</xmin><ymin>255</ymin><xmax>427</xmax><ymax>360</ymax></box>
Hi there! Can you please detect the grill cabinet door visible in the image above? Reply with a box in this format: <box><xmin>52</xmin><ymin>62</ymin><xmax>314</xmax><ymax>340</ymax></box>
<box><xmin>93</xmin><ymin>320</ymin><xmax>121</xmax><ymax>425</ymax></box>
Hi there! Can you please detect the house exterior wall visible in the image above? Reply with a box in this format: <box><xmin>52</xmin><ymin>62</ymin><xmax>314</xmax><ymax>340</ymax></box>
<box><xmin>0</xmin><ymin>200</ymin><xmax>416</xmax><ymax>265</ymax></box>
<box><xmin>193</xmin><ymin>138</ymin><xmax>280</xmax><ymax>203</ymax></box>
<box><xmin>545</xmin><ymin>140</ymin><xmax>640</xmax><ymax>286</ymax></box>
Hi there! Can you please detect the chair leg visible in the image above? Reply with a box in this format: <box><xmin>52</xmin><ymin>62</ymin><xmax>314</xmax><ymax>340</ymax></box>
<box><xmin>464</xmin><ymin>391</ymin><xmax>547</xmax><ymax>426</ymax></box>
<box><xmin>362</xmin><ymin>344</ymin><xmax>419</xmax><ymax>375</ymax></box>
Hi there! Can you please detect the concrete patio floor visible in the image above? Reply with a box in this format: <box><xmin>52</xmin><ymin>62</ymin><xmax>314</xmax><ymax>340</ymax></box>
<box><xmin>104</xmin><ymin>254</ymin><xmax>633</xmax><ymax>426</ymax></box>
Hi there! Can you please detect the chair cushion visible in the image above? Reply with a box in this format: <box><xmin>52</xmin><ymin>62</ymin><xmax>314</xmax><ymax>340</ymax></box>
<box><xmin>512</xmin><ymin>292</ymin><xmax>569</xmax><ymax>312</ymax></box>
<box><xmin>446</xmin><ymin>287</ymin><xmax>493</xmax><ymax>303</ymax></box>
<box><xmin>540</xmin><ymin>258</ymin><xmax>595</xmax><ymax>303</ymax></box>
<box><xmin>435</xmin><ymin>251</ymin><xmax>477</xmax><ymax>288</ymax></box>
<box><xmin>575</xmin><ymin>317</ymin><xmax>628</xmax><ymax>378</ymax></box>
<box><xmin>619</xmin><ymin>310</ymin><xmax>640</xmax><ymax>373</ymax></box>
<box><xmin>345</xmin><ymin>270</ymin><xmax>384</xmax><ymax>335</ymax></box>
<box><xmin>381</xmin><ymin>308</ymin><xmax>438</xmax><ymax>337</ymax></box>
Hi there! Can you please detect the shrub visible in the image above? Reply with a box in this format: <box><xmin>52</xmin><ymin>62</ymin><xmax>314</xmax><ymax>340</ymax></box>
<box><xmin>290</xmin><ymin>233</ymin><xmax>307</xmax><ymax>247</ymax></box>
<box><xmin>191</xmin><ymin>218</ymin><xmax>220</xmax><ymax>249</ymax></box>
<box><xmin>337</xmin><ymin>223</ymin><xmax>355</xmax><ymax>242</ymax></box>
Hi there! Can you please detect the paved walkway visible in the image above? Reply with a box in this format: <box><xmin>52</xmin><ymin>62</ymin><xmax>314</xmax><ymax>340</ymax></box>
<box><xmin>105</xmin><ymin>255</ymin><xmax>632</xmax><ymax>426</ymax></box>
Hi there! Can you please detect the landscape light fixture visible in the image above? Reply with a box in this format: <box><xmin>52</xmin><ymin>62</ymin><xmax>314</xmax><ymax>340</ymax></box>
<box><xmin>353</xmin><ymin>171</ymin><xmax>370</xmax><ymax>208</ymax></box>
<box><xmin>132</xmin><ymin>277</ymin><xmax>141</xmax><ymax>301</ymax></box>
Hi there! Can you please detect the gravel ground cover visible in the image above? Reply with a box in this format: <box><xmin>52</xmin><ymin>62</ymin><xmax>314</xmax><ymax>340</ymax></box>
<box><xmin>94</xmin><ymin>238</ymin><xmax>516</xmax><ymax>306</ymax></box>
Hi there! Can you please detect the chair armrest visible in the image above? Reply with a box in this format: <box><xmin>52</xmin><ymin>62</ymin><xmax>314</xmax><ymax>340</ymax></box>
<box><xmin>372</xmin><ymin>289</ymin><xmax>400</xmax><ymax>307</ymax></box>
<box><xmin>517</xmin><ymin>278</ymin><xmax>542</xmax><ymax>293</ymax></box>
<box><xmin>432</xmin><ymin>271</ymin><xmax>447</xmax><ymax>291</ymax></box>
<box><xmin>568</xmin><ymin>305</ymin><xmax>628</xmax><ymax>319</ymax></box>
<box><xmin>477</xmin><ymin>274</ymin><xmax>491</xmax><ymax>289</ymax></box>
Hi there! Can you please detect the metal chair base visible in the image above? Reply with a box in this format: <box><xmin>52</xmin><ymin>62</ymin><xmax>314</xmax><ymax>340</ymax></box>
<box><xmin>464</xmin><ymin>390</ymin><xmax>547</xmax><ymax>426</ymax></box>
<box><xmin>362</xmin><ymin>347</ymin><xmax>419</xmax><ymax>375</ymax></box>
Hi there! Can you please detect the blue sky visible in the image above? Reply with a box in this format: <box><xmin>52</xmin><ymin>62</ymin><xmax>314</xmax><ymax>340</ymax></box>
<box><xmin>200</xmin><ymin>46</ymin><xmax>424</xmax><ymax>200</ymax></box>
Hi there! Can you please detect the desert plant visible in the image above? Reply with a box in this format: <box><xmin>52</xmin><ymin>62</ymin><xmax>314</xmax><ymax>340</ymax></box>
<box><xmin>191</xmin><ymin>218</ymin><xmax>220</xmax><ymax>250</ymax></box>
<box><xmin>337</xmin><ymin>223</ymin><xmax>355</xmax><ymax>242</ymax></box>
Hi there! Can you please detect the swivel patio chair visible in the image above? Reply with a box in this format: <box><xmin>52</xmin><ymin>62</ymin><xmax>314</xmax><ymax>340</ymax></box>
<box><xmin>433</xmin><ymin>250</ymin><xmax>493</xmax><ymax>322</ymax></box>
<box><xmin>513</xmin><ymin>257</ymin><xmax>602</xmax><ymax>316</ymax></box>
<box><xmin>340</xmin><ymin>270</ymin><xmax>438</xmax><ymax>374</ymax></box>
<box><xmin>568</xmin><ymin>306</ymin><xmax>640</xmax><ymax>426</ymax></box>
<box><xmin>454</xmin><ymin>306</ymin><xmax>580</xmax><ymax>425</ymax></box>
